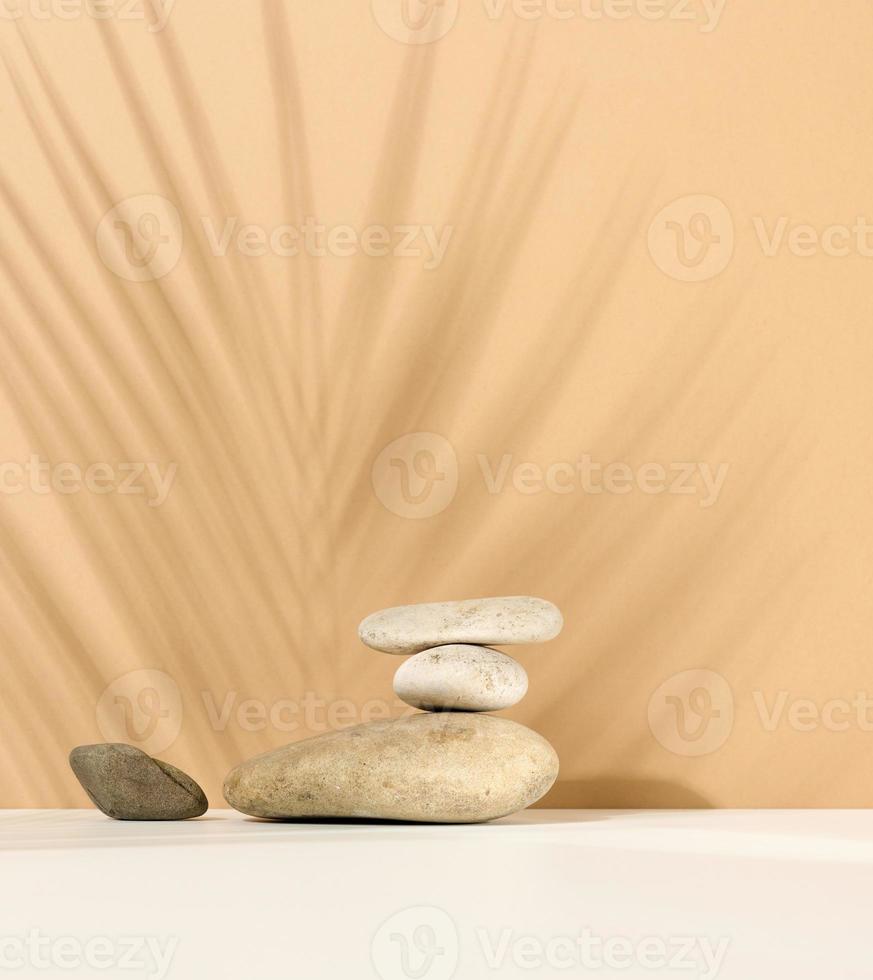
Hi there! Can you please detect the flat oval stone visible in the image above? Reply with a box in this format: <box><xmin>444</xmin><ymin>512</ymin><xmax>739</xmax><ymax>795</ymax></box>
<box><xmin>69</xmin><ymin>743</ymin><xmax>208</xmax><ymax>820</ymax></box>
<box><xmin>358</xmin><ymin>596</ymin><xmax>563</xmax><ymax>655</ymax></box>
<box><xmin>223</xmin><ymin>713</ymin><xmax>558</xmax><ymax>823</ymax></box>
<box><xmin>393</xmin><ymin>644</ymin><xmax>528</xmax><ymax>711</ymax></box>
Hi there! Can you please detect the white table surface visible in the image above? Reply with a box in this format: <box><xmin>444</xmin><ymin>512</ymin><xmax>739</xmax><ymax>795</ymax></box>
<box><xmin>2</xmin><ymin>808</ymin><xmax>870</xmax><ymax>979</ymax></box>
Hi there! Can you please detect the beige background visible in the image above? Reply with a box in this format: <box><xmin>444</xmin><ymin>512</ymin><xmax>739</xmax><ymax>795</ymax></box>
<box><xmin>1</xmin><ymin>0</ymin><xmax>871</xmax><ymax>808</ymax></box>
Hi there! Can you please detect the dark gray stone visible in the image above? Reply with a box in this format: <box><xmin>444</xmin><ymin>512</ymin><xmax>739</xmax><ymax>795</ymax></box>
<box><xmin>69</xmin><ymin>743</ymin><xmax>208</xmax><ymax>820</ymax></box>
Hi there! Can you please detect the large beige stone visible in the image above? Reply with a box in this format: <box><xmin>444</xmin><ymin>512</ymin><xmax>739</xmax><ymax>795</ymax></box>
<box><xmin>358</xmin><ymin>596</ymin><xmax>563</xmax><ymax>655</ymax></box>
<box><xmin>223</xmin><ymin>713</ymin><xmax>558</xmax><ymax>823</ymax></box>
<box><xmin>393</xmin><ymin>644</ymin><xmax>528</xmax><ymax>711</ymax></box>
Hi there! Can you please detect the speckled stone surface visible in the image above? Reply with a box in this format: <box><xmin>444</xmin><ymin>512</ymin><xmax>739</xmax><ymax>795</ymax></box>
<box><xmin>223</xmin><ymin>712</ymin><xmax>558</xmax><ymax>823</ymax></box>
<box><xmin>358</xmin><ymin>596</ymin><xmax>563</xmax><ymax>655</ymax></box>
<box><xmin>69</xmin><ymin>743</ymin><xmax>208</xmax><ymax>820</ymax></box>
<box><xmin>393</xmin><ymin>644</ymin><xmax>528</xmax><ymax>712</ymax></box>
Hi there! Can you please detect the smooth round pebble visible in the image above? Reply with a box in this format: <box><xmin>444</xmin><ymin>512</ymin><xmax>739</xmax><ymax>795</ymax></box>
<box><xmin>223</xmin><ymin>712</ymin><xmax>558</xmax><ymax>823</ymax></box>
<box><xmin>393</xmin><ymin>644</ymin><xmax>528</xmax><ymax>712</ymax></box>
<box><xmin>358</xmin><ymin>595</ymin><xmax>563</xmax><ymax>655</ymax></box>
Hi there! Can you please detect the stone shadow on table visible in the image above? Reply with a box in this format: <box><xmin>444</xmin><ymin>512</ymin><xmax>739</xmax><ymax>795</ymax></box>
<box><xmin>240</xmin><ymin>815</ymin><xmax>535</xmax><ymax>827</ymax></box>
<box><xmin>235</xmin><ymin>776</ymin><xmax>713</xmax><ymax>827</ymax></box>
<box><xmin>5</xmin><ymin>785</ymin><xmax>714</xmax><ymax>851</ymax></box>
<box><xmin>536</xmin><ymin>777</ymin><xmax>713</xmax><ymax>810</ymax></box>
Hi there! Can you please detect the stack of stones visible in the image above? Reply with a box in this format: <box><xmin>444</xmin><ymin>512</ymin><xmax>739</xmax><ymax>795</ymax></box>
<box><xmin>368</xmin><ymin>595</ymin><xmax>561</xmax><ymax>714</ymax></box>
<box><xmin>224</xmin><ymin>596</ymin><xmax>562</xmax><ymax>823</ymax></box>
<box><xmin>69</xmin><ymin>595</ymin><xmax>563</xmax><ymax>824</ymax></box>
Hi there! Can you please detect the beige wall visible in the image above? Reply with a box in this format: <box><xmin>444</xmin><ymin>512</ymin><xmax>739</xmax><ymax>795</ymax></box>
<box><xmin>1</xmin><ymin>0</ymin><xmax>871</xmax><ymax>808</ymax></box>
